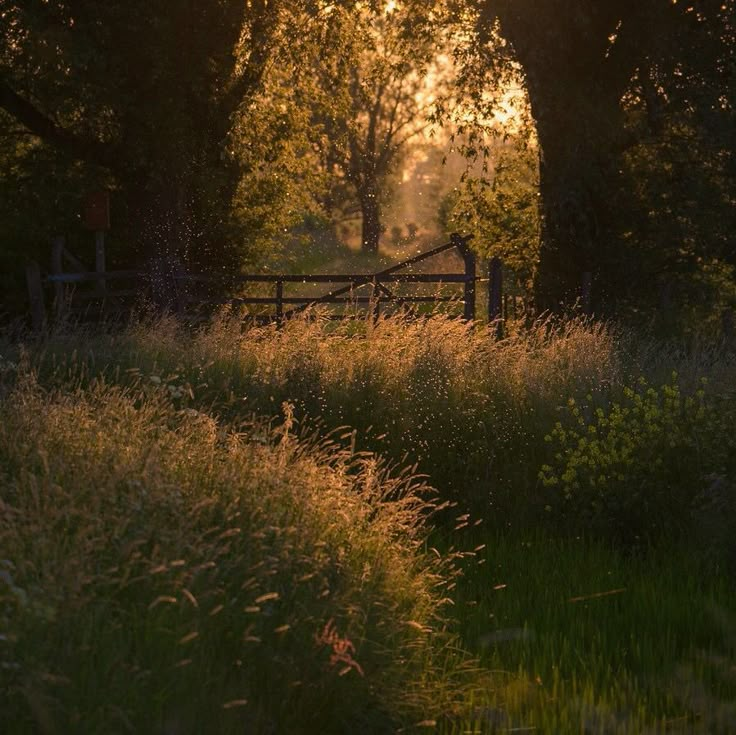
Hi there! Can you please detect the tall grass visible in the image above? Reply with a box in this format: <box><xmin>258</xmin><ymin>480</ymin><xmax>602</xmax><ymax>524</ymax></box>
<box><xmin>19</xmin><ymin>309</ymin><xmax>736</xmax><ymax>525</ymax></box>
<box><xmin>0</xmin><ymin>372</ymin><xmax>485</xmax><ymax>733</ymax></box>
<box><xmin>17</xmin><ymin>311</ymin><xmax>631</xmax><ymax>520</ymax></box>
<box><xmin>3</xmin><ymin>311</ymin><xmax>736</xmax><ymax>732</ymax></box>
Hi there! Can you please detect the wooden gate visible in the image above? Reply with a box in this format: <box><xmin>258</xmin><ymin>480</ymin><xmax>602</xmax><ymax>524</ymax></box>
<box><xmin>26</xmin><ymin>232</ymin><xmax>507</xmax><ymax>333</ymax></box>
<box><xmin>178</xmin><ymin>233</ymin><xmax>478</xmax><ymax>324</ymax></box>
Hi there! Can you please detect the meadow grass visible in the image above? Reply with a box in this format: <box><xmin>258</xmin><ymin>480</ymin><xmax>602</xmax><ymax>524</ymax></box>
<box><xmin>2</xmin><ymin>311</ymin><xmax>736</xmax><ymax>732</ymax></box>
<box><xmin>0</xmin><ymin>374</ymin><xmax>484</xmax><ymax>733</ymax></box>
<box><xmin>21</xmin><ymin>309</ymin><xmax>736</xmax><ymax>522</ymax></box>
<box><xmin>19</xmin><ymin>310</ymin><xmax>629</xmax><ymax>520</ymax></box>
<box><xmin>445</xmin><ymin>530</ymin><xmax>736</xmax><ymax>733</ymax></box>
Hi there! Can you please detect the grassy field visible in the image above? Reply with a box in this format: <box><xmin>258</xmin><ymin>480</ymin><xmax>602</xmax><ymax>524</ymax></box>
<box><xmin>449</xmin><ymin>531</ymin><xmax>736</xmax><ymax>733</ymax></box>
<box><xmin>1</xmin><ymin>311</ymin><xmax>735</xmax><ymax>733</ymax></box>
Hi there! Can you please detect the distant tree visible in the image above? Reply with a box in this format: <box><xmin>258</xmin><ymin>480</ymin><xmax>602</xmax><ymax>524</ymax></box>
<box><xmin>309</xmin><ymin>2</ymin><xmax>442</xmax><ymax>253</ymax></box>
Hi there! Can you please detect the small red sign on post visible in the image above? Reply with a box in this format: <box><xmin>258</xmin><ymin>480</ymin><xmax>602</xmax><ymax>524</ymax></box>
<box><xmin>83</xmin><ymin>190</ymin><xmax>110</xmax><ymax>231</ymax></box>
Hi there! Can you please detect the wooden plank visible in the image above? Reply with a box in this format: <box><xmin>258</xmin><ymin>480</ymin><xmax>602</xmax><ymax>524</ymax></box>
<box><xmin>180</xmin><ymin>238</ymin><xmax>466</xmax><ymax>284</ymax></box>
<box><xmin>215</xmin><ymin>295</ymin><xmax>459</xmax><ymax>306</ymax></box>
<box><xmin>376</xmin><ymin>237</ymin><xmax>463</xmax><ymax>272</ymax></box>
<box><xmin>47</xmin><ymin>270</ymin><xmax>141</xmax><ymax>283</ymax></box>
<box><xmin>374</xmin><ymin>282</ymin><xmax>397</xmax><ymax>299</ymax></box>
<box><xmin>41</xmin><ymin>236</ymin><xmax>478</xmax><ymax>324</ymax></box>
<box><xmin>284</xmin><ymin>233</ymin><xmax>473</xmax><ymax>318</ymax></box>
<box><xmin>178</xmin><ymin>272</ymin><xmax>471</xmax><ymax>284</ymax></box>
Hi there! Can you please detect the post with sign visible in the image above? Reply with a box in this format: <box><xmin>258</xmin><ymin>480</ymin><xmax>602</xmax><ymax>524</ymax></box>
<box><xmin>83</xmin><ymin>191</ymin><xmax>110</xmax><ymax>295</ymax></box>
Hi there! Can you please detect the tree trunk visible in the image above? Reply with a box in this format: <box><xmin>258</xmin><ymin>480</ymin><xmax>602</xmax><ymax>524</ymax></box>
<box><xmin>533</xmin><ymin>114</ymin><xmax>603</xmax><ymax>312</ymax></box>
<box><xmin>492</xmin><ymin>5</ymin><xmax>640</xmax><ymax>314</ymax></box>
<box><xmin>531</xmin><ymin>92</ymin><xmax>627</xmax><ymax>314</ymax></box>
<box><xmin>358</xmin><ymin>181</ymin><xmax>382</xmax><ymax>255</ymax></box>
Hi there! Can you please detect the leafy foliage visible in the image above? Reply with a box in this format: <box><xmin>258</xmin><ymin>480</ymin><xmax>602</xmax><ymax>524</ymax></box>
<box><xmin>0</xmin><ymin>1</ymin><xmax>335</xmax><ymax>278</ymax></box>
<box><xmin>540</xmin><ymin>375</ymin><xmax>736</xmax><ymax>543</ymax></box>
<box><xmin>439</xmin><ymin>142</ymin><xmax>540</xmax><ymax>291</ymax></box>
<box><xmin>450</xmin><ymin>1</ymin><xmax>736</xmax><ymax>316</ymax></box>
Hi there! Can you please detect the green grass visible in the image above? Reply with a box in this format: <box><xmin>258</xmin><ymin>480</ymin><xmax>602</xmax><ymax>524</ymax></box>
<box><xmin>0</xmin><ymin>376</ymin><xmax>484</xmax><ymax>733</ymax></box>
<box><xmin>2</xmin><ymin>312</ymin><xmax>736</xmax><ymax>732</ymax></box>
<box><xmin>446</xmin><ymin>530</ymin><xmax>736</xmax><ymax>733</ymax></box>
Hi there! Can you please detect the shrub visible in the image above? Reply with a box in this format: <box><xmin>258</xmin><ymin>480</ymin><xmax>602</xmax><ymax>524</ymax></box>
<box><xmin>539</xmin><ymin>374</ymin><xmax>736</xmax><ymax>543</ymax></box>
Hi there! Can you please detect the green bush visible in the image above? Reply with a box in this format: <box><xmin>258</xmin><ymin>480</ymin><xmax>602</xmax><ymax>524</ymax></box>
<box><xmin>539</xmin><ymin>374</ymin><xmax>736</xmax><ymax>543</ymax></box>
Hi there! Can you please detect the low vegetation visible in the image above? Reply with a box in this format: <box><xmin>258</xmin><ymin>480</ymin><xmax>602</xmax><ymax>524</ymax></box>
<box><xmin>0</xmin><ymin>370</ymin><xmax>482</xmax><ymax>733</ymax></box>
<box><xmin>2</xmin><ymin>311</ymin><xmax>736</xmax><ymax>732</ymax></box>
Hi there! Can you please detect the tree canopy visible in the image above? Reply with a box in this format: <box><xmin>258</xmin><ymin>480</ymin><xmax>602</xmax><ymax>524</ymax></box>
<box><xmin>1</xmin><ymin>0</ymin><xmax>734</xmax><ymax>330</ymax></box>
<box><xmin>0</xmin><ymin>0</ymin><xmax>330</xmax><ymax>275</ymax></box>
<box><xmin>454</xmin><ymin>0</ymin><xmax>736</xmax><ymax>316</ymax></box>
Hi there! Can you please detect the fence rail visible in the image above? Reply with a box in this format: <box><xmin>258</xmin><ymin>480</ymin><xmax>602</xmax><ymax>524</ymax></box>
<box><xmin>178</xmin><ymin>272</ymin><xmax>472</xmax><ymax>283</ymax></box>
<box><xmin>26</xmin><ymin>232</ymin><xmax>515</xmax><ymax>333</ymax></box>
<box><xmin>46</xmin><ymin>270</ymin><xmax>141</xmax><ymax>283</ymax></box>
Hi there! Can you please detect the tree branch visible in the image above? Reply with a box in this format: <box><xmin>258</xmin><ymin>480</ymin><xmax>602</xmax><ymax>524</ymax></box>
<box><xmin>0</xmin><ymin>79</ymin><xmax>119</xmax><ymax>170</ymax></box>
<box><xmin>220</xmin><ymin>1</ymin><xmax>283</xmax><ymax>123</ymax></box>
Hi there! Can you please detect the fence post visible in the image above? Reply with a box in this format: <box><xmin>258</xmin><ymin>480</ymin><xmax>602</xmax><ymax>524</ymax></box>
<box><xmin>275</xmin><ymin>280</ymin><xmax>284</xmax><ymax>327</ymax></box>
<box><xmin>452</xmin><ymin>233</ymin><xmax>476</xmax><ymax>321</ymax></box>
<box><xmin>25</xmin><ymin>261</ymin><xmax>46</xmax><ymax>332</ymax></box>
<box><xmin>370</xmin><ymin>278</ymin><xmax>381</xmax><ymax>323</ymax></box>
<box><xmin>51</xmin><ymin>235</ymin><xmax>66</xmax><ymax>321</ymax></box>
<box><xmin>581</xmin><ymin>271</ymin><xmax>592</xmax><ymax>315</ymax></box>
<box><xmin>488</xmin><ymin>256</ymin><xmax>503</xmax><ymax>339</ymax></box>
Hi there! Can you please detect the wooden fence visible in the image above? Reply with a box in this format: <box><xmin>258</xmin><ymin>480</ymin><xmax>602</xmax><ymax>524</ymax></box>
<box><xmin>26</xmin><ymin>232</ymin><xmax>515</xmax><ymax>334</ymax></box>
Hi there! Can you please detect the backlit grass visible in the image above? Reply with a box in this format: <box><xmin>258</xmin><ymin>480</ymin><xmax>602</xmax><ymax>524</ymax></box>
<box><xmin>0</xmin><ymin>375</ymin><xmax>481</xmax><ymax>733</ymax></box>
<box><xmin>2</xmin><ymin>311</ymin><xmax>735</xmax><ymax>732</ymax></box>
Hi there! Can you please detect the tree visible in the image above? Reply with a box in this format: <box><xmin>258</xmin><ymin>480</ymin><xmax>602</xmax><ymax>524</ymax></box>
<box><xmin>453</xmin><ymin>0</ymin><xmax>735</xmax><ymax>314</ymax></box>
<box><xmin>309</xmin><ymin>2</ymin><xmax>441</xmax><ymax>253</ymax></box>
<box><xmin>440</xmin><ymin>141</ymin><xmax>540</xmax><ymax>292</ymax></box>
<box><xmin>0</xmin><ymin>0</ymin><xmax>328</xmax><ymax>274</ymax></box>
